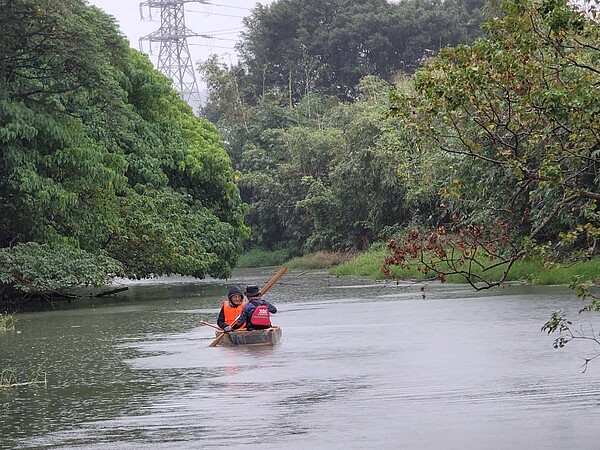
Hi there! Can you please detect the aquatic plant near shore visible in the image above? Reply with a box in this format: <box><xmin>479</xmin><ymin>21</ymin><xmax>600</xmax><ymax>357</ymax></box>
<box><xmin>0</xmin><ymin>361</ymin><xmax>47</xmax><ymax>389</ymax></box>
<box><xmin>0</xmin><ymin>313</ymin><xmax>16</xmax><ymax>331</ymax></box>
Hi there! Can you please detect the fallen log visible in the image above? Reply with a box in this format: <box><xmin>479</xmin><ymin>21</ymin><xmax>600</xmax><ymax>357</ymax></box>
<box><xmin>95</xmin><ymin>287</ymin><xmax>129</xmax><ymax>297</ymax></box>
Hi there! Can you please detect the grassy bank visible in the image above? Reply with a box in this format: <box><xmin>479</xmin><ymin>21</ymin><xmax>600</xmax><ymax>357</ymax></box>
<box><xmin>237</xmin><ymin>248</ymin><xmax>599</xmax><ymax>287</ymax></box>
<box><xmin>236</xmin><ymin>249</ymin><xmax>292</xmax><ymax>268</ymax></box>
<box><xmin>237</xmin><ymin>249</ymin><xmax>354</xmax><ymax>270</ymax></box>
<box><xmin>285</xmin><ymin>252</ymin><xmax>353</xmax><ymax>270</ymax></box>
<box><xmin>330</xmin><ymin>249</ymin><xmax>600</xmax><ymax>285</ymax></box>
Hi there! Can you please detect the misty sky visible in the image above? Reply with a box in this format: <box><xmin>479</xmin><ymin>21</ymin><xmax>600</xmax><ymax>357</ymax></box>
<box><xmin>87</xmin><ymin>0</ymin><xmax>275</xmax><ymax>78</ymax></box>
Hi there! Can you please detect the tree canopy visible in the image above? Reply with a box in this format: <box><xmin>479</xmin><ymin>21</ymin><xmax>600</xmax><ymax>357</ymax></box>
<box><xmin>236</xmin><ymin>0</ymin><xmax>486</xmax><ymax>102</ymax></box>
<box><xmin>198</xmin><ymin>0</ymin><xmax>487</xmax><ymax>254</ymax></box>
<box><xmin>0</xmin><ymin>0</ymin><xmax>247</xmax><ymax>306</ymax></box>
<box><xmin>385</xmin><ymin>0</ymin><xmax>599</xmax><ymax>288</ymax></box>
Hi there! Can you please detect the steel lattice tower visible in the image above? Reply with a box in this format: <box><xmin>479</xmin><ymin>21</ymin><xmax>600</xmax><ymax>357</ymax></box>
<box><xmin>139</xmin><ymin>0</ymin><xmax>204</xmax><ymax>111</ymax></box>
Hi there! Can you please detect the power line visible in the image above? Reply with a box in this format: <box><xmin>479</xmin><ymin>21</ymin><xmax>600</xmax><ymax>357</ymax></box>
<box><xmin>209</xmin><ymin>2</ymin><xmax>251</xmax><ymax>11</ymax></box>
<box><xmin>202</xmin><ymin>26</ymin><xmax>245</xmax><ymax>35</ymax></box>
<box><xmin>197</xmin><ymin>35</ymin><xmax>237</xmax><ymax>41</ymax></box>
<box><xmin>189</xmin><ymin>43</ymin><xmax>235</xmax><ymax>50</ymax></box>
<box><xmin>186</xmin><ymin>9</ymin><xmax>245</xmax><ymax>19</ymax></box>
<box><xmin>206</xmin><ymin>30</ymin><xmax>242</xmax><ymax>36</ymax></box>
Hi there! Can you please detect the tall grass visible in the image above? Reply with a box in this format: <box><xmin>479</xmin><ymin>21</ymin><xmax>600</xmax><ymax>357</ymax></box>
<box><xmin>329</xmin><ymin>250</ymin><xmax>389</xmax><ymax>278</ymax></box>
<box><xmin>236</xmin><ymin>249</ymin><xmax>291</xmax><ymax>268</ymax></box>
<box><xmin>0</xmin><ymin>313</ymin><xmax>16</xmax><ymax>331</ymax></box>
<box><xmin>286</xmin><ymin>252</ymin><xmax>352</xmax><ymax>270</ymax></box>
<box><xmin>0</xmin><ymin>361</ymin><xmax>47</xmax><ymax>389</ymax></box>
<box><xmin>0</xmin><ymin>368</ymin><xmax>17</xmax><ymax>387</ymax></box>
<box><xmin>237</xmin><ymin>249</ymin><xmax>355</xmax><ymax>270</ymax></box>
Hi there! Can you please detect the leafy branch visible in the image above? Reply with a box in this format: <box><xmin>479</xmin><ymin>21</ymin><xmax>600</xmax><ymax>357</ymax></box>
<box><xmin>542</xmin><ymin>311</ymin><xmax>600</xmax><ymax>373</ymax></box>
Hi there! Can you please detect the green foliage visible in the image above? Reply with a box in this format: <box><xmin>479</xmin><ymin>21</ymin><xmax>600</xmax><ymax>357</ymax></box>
<box><xmin>238</xmin><ymin>0</ymin><xmax>485</xmax><ymax>101</ymax></box>
<box><xmin>105</xmin><ymin>189</ymin><xmax>242</xmax><ymax>279</ymax></box>
<box><xmin>0</xmin><ymin>242</ymin><xmax>123</xmax><ymax>294</ymax></box>
<box><xmin>334</xmin><ymin>245</ymin><xmax>600</xmax><ymax>286</ymax></box>
<box><xmin>286</xmin><ymin>252</ymin><xmax>351</xmax><ymax>270</ymax></box>
<box><xmin>330</xmin><ymin>250</ymin><xmax>389</xmax><ymax>278</ymax></box>
<box><xmin>395</xmin><ymin>1</ymin><xmax>600</xmax><ymax>245</ymax></box>
<box><xmin>236</xmin><ymin>248</ymin><xmax>292</xmax><ymax>268</ymax></box>
<box><xmin>206</xmin><ymin>76</ymin><xmax>417</xmax><ymax>254</ymax></box>
<box><xmin>388</xmin><ymin>0</ymin><xmax>599</xmax><ymax>289</ymax></box>
<box><xmin>0</xmin><ymin>313</ymin><xmax>16</xmax><ymax>331</ymax></box>
<box><xmin>0</xmin><ymin>361</ymin><xmax>47</xmax><ymax>388</ymax></box>
<box><xmin>199</xmin><ymin>0</ymin><xmax>487</xmax><ymax>256</ymax></box>
<box><xmin>541</xmin><ymin>311</ymin><xmax>572</xmax><ymax>347</ymax></box>
<box><xmin>0</xmin><ymin>1</ymin><xmax>248</xmax><ymax>305</ymax></box>
<box><xmin>442</xmin><ymin>257</ymin><xmax>600</xmax><ymax>286</ymax></box>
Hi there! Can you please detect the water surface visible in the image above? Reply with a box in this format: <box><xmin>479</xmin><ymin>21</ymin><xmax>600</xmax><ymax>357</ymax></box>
<box><xmin>1</xmin><ymin>268</ymin><xmax>599</xmax><ymax>449</ymax></box>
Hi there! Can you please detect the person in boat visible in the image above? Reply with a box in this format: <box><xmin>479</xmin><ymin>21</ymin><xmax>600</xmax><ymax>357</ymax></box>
<box><xmin>217</xmin><ymin>286</ymin><xmax>246</xmax><ymax>332</ymax></box>
<box><xmin>230</xmin><ymin>285</ymin><xmax>277</xmax><ymax>331</ymax></box>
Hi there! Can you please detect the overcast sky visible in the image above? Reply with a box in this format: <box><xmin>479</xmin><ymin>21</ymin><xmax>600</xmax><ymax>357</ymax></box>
<box><xmin>87</xmin><ymin>0</ymin><xmax>275</xmax><ymax>76</ymax></box>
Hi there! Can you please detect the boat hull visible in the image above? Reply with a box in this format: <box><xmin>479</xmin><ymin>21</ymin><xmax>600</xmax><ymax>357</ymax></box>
<box><xmin>216</xmin><ymin>327</ymin><xmax>282</xmax><ymax>347</ymax></box>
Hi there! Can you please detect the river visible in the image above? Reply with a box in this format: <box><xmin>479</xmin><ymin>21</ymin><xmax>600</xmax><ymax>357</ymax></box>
<box><xmin>1</xmin><ymin>268</ymin><xmax>599</xmax><ymax>449</ymax></box>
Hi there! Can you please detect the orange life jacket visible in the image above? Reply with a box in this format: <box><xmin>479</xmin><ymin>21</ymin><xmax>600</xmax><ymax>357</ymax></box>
<box><xmin>222</xmin><ymin>299</ymin><xmax>246</xmax><ymax>329</ymax></box>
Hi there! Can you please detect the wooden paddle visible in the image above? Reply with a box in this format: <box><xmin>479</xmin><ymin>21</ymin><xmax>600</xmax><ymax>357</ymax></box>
<box><xmin>259</xmin><ymin>267</ymin><xmax>287</xmax><ymax>295</ymax></box>
<box><xmin>209</xmin><ymin>319</ymin><xmax>237</xmax><ymax>347</ymax></box>
<box><xmin>209</xmin><ymin>267</ymin><xmax>287</xmax><ymax>347</ymax></box>
<box><xmin>199</xmin><ymin>320</ymin><xmax>222</xmax><ymax>331</ymax></box>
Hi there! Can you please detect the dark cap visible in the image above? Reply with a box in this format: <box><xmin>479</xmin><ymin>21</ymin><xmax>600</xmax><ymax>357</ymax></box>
<box><xmin>245</xmin><ymin>285</ymin><xmax>260</xmax><ymax>297</ymax></box>
<box><xmin>228</xmin><ymin>286</ymin><xmax>243</xmax><ymax>299</ymax></box>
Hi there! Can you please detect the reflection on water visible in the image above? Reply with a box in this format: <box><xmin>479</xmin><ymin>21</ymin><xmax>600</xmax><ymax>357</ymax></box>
<box><xmin>2</xmin><ymin>269</ymin><xmax>600</xmax><ymax>449</ymax></box>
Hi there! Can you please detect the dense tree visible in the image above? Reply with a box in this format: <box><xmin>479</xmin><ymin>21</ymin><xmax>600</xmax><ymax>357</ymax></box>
<box><xmin>0</xmin><ymin>0</ymin><xmax>247</xmax><ymax>306</ymax></box>
<box><xmin>293</xmin><ymin>76</ymin><xmax>412</xmax><ymax>250</ymax></box>
<box><xmin>386</xmin><ymin>0</ymin><xmax>599</xmax><ymax>292</ymax></box>
<box><xmin>219</xmin><ymin>77</ymin><xmax>414</xmax><ymax>253</ymax></box>
<box><xmin>237</xmin><ymin>0</ymin><xmax>486</xmax><ymax>102</ymax></box>
<box><xmin>198</xmin><ymin>0</ymin><xmax>488</xmax><ymax>254</ymax></box>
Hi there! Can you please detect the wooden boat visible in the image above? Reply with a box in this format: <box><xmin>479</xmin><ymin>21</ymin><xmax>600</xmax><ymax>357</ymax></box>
<box><xmin>215</xmin><ymin>326</ymin><xmax>282</xmax><ymax>347</ymax></box>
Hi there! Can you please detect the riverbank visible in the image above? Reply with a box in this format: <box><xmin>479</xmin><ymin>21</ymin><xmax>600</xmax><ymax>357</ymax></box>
<box><xmin>237</xmin><ymin>249</ymin><xmax>353</xmax><ymax>269</ymax></box>
<box><xmin>3</xmin><ymin>249</ymin><xmax>596</xmax><ymax>313</ymax></box>
<box><xmin>245</xmin><ymin>248</ymin><xmax>600</xmax><ymax>287</ymax></box>
<box><xmin>332</xmin><ymin>250</ymin><xmax>600</xmax><ymax>286</ymax></box>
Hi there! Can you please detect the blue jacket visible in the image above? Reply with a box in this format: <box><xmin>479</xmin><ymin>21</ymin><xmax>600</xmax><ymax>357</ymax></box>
<box><xmin>236</xmin><ymin>298</ymin><xmax>277</xmax><ymax>330</ymax></box>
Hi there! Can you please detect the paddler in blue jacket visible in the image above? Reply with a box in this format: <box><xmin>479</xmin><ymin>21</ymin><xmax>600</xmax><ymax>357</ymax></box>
<box><xmin>231</xmin><ymin>285</ymin><xmax>277</xmax><ymax>331</ymax></box>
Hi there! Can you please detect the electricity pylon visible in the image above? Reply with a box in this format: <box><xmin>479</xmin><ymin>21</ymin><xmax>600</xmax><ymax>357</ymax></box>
<box><xmin>139</xmin><ymin>0</ymin><xmax>205</xmax><ymax>112</ymax></box>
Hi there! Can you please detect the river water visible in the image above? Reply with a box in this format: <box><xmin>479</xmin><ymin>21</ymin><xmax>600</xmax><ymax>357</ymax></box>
<box><xmin>1</xmin><ymin>268</ymin><xmax>600</xmax><ymax>449</ymax></box>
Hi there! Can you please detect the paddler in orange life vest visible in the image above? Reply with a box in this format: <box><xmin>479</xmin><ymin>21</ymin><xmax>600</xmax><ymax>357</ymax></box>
<box><xmin>217</xmin><ymin>286</ymin><xmax>246</xmax><ymax>332</ymax></box>
<box><xmin>231</xmin><ymin>285</ymin><xmax>277</xmax><ymax>331</ymax></box>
